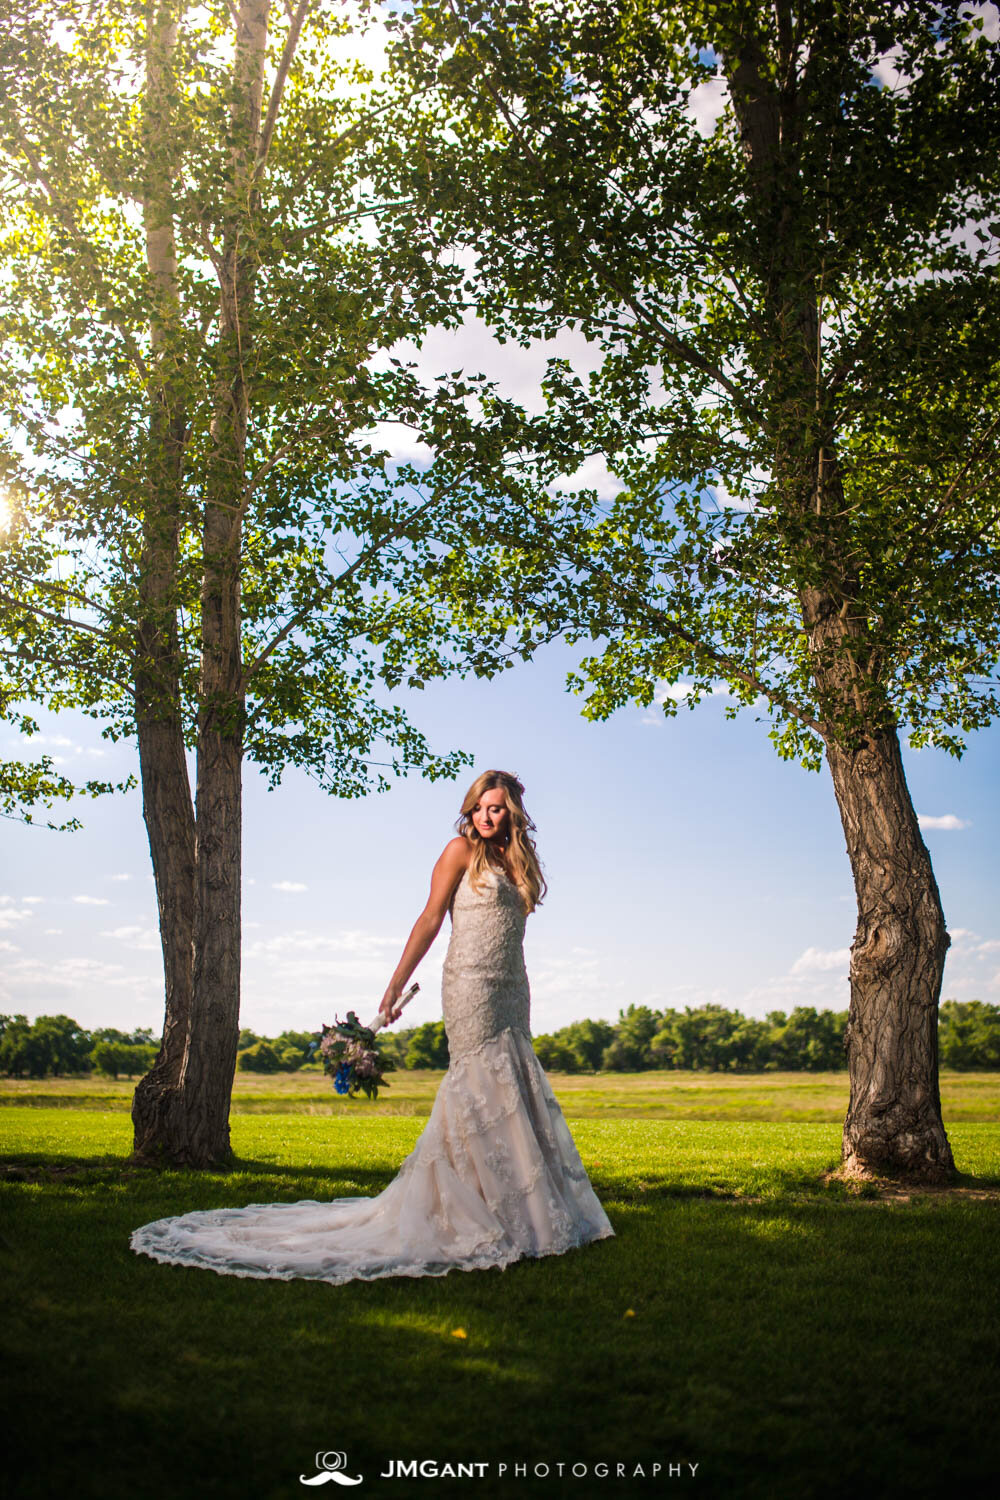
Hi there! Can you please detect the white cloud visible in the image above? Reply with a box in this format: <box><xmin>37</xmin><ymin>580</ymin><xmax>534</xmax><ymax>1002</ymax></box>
<box><xmin>0</xmin><ymin>899</ymin><xmax>31</xmax><ymax>930</ymax></box>
<box><xmin>17</xmin><ymin>732</ymin><xmax>105</xmax><ymax>760</ymax></box>
<box><xmin>641</xmin><ymin>678</ymin><xmax>738</xmax><ymax>725</ymax></box>
<box><xmin>659</xmin><ymin>682</ymin><xmax>695</xmax><ymax>704</ymax></box>
<box><xmin>22</xmin><ymin>896</ymin><xmax>44</xmax><ymax>905</ymax></box>
<box><xmin>240</xmin><ymin>924</ymin><xmax>441</xmax><ymax>1031</ymax></box>
<box><xmin>109</xmin><ymin>873</ymin><xmax>131</xmax><ymax>882</ymax></box>
<box><xmin>19</xmin><ymin>732</ymin><xmax>73</xmax><ymax>748</ymax></box>
<box><xmin>372</xmin><ymin>317</ymin><xmax>604</xmax><ymax>422</ymax></box>
<box><xmin>552</xmin><ymin>453</ymin><xmax>623</xmax><ymax>502</ymax></box>
<box><xmin>527</xmin><ymin>945</ymin><xmax>627</xmax><ymax>1029</ymax></box>
<box><xmin>918</xmin><ymin>813</ymin><xmax>971</xmax><ymax>831</ymax></box>
<box><xmin>2</xmin><ymin>954</ymin><xmax>151</xmax><ymax>990</ymax></box>
<box><xmin>330</xmin><ymin>3</ymin><xmax>390</xmax><ymax>86</ymax></box>
<box><xmin>790</xmin><ymin>946</ymin><xmax>851</xmax><ymax>974</ymax></box>
<box><xmin>748</xmin><ymin>927</ymin><xmax>1000</xmax><ymax>1019</ymax></box>
<box><xmin>710</xmin><ymin>479</ymin><xmax>753</xmax><ymax>512</ymax></box>
<box><xmin>360</xmin><ymin>421</ymin><xmax>432</xmax><ymax>467</ymax></box>
<box><xmin>871</xmin><ymin>44</ymin><xmax>914</xmax><ymax>93</ymax></box>
<box><xmin>688</xmin><ymin>76</ymin><xmax>730</xmax><ymax>136</ymax></box>
<box><xmin>101</xmin><ymin>925</ymin><xmax>159</xmax><ymax>952</ymax></box>
<box><xmin>73</xmin><ymin>895</ymin><xmax>111</xmax><ymax>906</ymax></box>
<box><xmin>965</xmin><ymin>3</ymin><xmax>1000</xmax><ymax>42</ymax></box>
<box><xmin>655</xmin><ymin>680</ymin><xmax>735</xmax><ymax>704</ymax></box>
<box><xmin>271</xmin><ymin>880</ymin><xmax>308</xmax><ymax>893</ymax></box>
<box><xmin>247</xmin><ymin>928</ymin><xmax>400</xmax><ymax>960</ymax></box>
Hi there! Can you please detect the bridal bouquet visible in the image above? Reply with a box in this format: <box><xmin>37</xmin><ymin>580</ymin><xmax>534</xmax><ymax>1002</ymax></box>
<box><xmin>313</xmin><ymin>983</ymin><xmax>419</xmax><ymax>1101</ymax></box>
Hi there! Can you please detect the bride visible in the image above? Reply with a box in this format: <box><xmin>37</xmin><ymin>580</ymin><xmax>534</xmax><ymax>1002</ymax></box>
<box><xmin>130</xmin><ymin>770</ymin><xmax>615</xmax><ymax>1284</ymax></box>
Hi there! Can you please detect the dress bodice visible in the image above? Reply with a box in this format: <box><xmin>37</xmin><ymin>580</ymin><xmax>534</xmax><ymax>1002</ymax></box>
<box><xmin>441</xmin><ymin>865</ymin><xmax>531</xmax><ymax>1061</ymax></box>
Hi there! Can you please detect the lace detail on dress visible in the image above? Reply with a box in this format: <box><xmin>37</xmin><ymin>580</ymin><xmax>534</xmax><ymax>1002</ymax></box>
<box><xmin>129</xmin><ymin>864</ymin><xmax>615</xmax><ymax>1286</ymax></box>
<box><xmin>442</xmin><ymin>867</ymin><xmax>531</xmax><ymax>1061</ymax></box>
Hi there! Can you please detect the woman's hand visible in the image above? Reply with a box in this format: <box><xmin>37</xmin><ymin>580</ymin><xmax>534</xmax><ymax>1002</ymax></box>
<box><xmin>378</xmin><ymin>984</ymin><xmax>403</xmax><ymax>1025</ymax></box>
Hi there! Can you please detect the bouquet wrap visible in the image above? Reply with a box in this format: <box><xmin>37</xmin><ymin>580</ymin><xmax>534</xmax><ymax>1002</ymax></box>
<box><xmin>368</xmin><ymin>981</ymin><xmax>420</xmax><ymax>1033</ymax></box>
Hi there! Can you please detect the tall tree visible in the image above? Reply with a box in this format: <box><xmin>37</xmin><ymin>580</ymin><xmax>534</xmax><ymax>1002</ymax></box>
<box><xmin>387</xmin><ymin>0</ymin><xmax>1000</xmax><ymax>1180</ymax></box>
<box><xmin>0</xmin><ymin>0</ymin><xmax>490</xmax><ymax>1165</ymax></box>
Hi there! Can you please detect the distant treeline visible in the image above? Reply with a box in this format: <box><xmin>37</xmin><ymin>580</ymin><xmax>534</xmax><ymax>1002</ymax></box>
<box><xmin>3</xmin><ymin>1000</ymin><xmax>1000</xmax><ymax>1077</ymax></box>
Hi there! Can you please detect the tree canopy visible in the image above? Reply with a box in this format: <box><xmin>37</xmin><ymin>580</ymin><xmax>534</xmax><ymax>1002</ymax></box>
<box><xmin>0</xmin><ymin>0</ymin><xmax>508</xmax><ymax>820</ymax></box>
<box><xmin>383</xmin><ymin>0</ymin><xmax>1000</xmax><ymax>765</ymax></box>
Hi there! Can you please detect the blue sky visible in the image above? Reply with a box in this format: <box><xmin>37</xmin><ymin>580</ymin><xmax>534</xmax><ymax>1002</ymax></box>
<box><xmin>4</xmin><ymin>638</ymin><xmax>997</xmax><ymax>1039</ymax></box>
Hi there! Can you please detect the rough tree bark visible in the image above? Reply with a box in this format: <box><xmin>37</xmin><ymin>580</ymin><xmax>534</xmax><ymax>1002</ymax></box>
<box><xmin>131</xmin><ymin>2</ymin><xmax>199</xmax><ymax>1159</ymax></box>
<box><xmin>132</xmin><ymin>0</ymin><xmax>269</xmax><ymax>1166</ymax></box>
<box><xmin>800</xmin><ymin>540</ymin><xmax>954</xmax><ymax>1181</ymax></box>
<box><xmin>826</xmin><ymin>730</ymin><xmax>954</xmax><ymax>1179</ymax></box>
<box><xmin>172</xmin><ymin>0</ymin><xmax>268</xmax><ymax>1166</ymax></box>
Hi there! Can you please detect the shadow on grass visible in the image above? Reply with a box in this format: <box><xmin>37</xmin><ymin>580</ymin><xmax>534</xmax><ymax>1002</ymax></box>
<box><xmin>4</xmin><ymin>1148</ymin><xmax>1000</xmax><ymax>1207</ymax></box>
<box><xmin>3</xmin><ymin>1159</ymin><xmax>1000</xmax><ymax>1500</ymax></box>
<box><xmin>0</xmin><ymin>1154</ymin><xmax>405</xmax><ymax>1201</ymax></box>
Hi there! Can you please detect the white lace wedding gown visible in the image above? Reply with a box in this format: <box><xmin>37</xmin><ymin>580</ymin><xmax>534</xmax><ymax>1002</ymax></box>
<box><xmin>129</xmin><ymin>865</ymin><xmax>614</xmax><ymax>1283</ymax></box>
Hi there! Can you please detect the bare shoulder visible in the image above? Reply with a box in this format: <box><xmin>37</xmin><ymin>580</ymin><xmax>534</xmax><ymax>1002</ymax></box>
<box><xmin>421</xmin><ymin>835</ymin><xmax>471</xmax><ymax>919</ymax></box>
<box><xmin>437</xmin><ymin>835</ymin><xmax>472</xmax><ymax>872</ymax></box>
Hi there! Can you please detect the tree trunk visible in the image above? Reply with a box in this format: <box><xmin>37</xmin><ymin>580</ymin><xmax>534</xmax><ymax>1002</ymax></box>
<box><xmin>131</xmin><ymin>0</ymin><xmax>267</xmax><ymax>1166</ymax></box>
<box><xmin>797</xmin><ymin>479</ymin><xmax>956</xmax><ymax>1183</ymax></box>
<box><xmin>825</xmin><ymin>728</ymin><xmax>955</xmax><ymax>1182</ymax></box>
<box><xmin>131</xmin><ymin>2</ymin><xmax>199</xmax><ymax>1162</ymax></box>
<box><xmin>130</xmin><ymin>710</ymin><xmax>197</xmax><ymax>1157</ymax></box>
<box><xmin>724</xmin><ymin>18</ymin><xmax>956</xmax><ymax>1184</ymax></box>
<box><xmin>155</xmin><ymin>0</ymin><xmax>268</xmax><ymax>1166</ymax></box>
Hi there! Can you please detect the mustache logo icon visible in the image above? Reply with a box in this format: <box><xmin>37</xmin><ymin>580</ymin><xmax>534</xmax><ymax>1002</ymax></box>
<box><xmin>300</xmin><ymin>1452</ymin><xmax>363</xmax><ymax>1487</ymax></box>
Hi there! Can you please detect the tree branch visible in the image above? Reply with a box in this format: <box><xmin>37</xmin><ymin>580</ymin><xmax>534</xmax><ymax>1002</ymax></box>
<box><xmin>242</xmin><ymin>412</ymin><xmax>332</xmax><ymax>507</ymax></box>
<box><xmin>521</xmin><ymin>513</ymin><xmax>827</xmax><ymax>738</ymax></box>
<box><xmin>898</xmin><ymin>414</ymin><xmax>1000</xmax><ymax>578</ymax></box>
<box><xmin>9</xmin><ymin>123</ymin><xmax>150</xmax><ymax>387</ymax></box>
<box><xmin>0</xmin><ymin>593</ymin><xmax>109</xmax><ymax>638</ymax></box>
<box><xmin>255</xmin><ymin>0</ymin><xmax>310</xmax><ymax>174</ymax></box>
<box><xmin>0</xmin><ymin>566</ymin><xmax>113</xmax><ymax>617</ymax></box>
<box><xmin>443</xmin><ymin>7</ymin><xmax>760</xmax><ymax>425</ymax></box>
<box><xmin>0</xmin><ymin>644</ymin><xmax>134</xmax><ymax>698</ymax></box>
<box><xmin>273</xmin><ymin>197</ymin><xmax>419</xmax><ymax>249</ymax></box>
<box><xmin>240</xmin><ymin>493</ymin><xmax>440</xmax><ymax>684</ymax></box>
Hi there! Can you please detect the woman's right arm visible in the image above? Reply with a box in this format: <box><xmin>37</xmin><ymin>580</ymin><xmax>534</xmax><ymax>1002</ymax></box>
<box><xmin>378</xmin><ymin>837</ymin><xmax>470</xmax><ymax>1023</ymax></box>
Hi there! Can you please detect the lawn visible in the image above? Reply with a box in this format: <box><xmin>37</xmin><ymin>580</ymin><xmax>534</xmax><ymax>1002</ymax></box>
<box><xmin>3</xmin><ymin>1066</ymin><xmax>999</xmax><ymax>1119</ymax></box>
<box><xmin>2</xmin><ymin>1081</ymin><xmax>999</xmax><ymax>1500</ymax></box>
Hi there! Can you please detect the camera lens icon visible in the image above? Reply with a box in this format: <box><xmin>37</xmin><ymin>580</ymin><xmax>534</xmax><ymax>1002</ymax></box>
<box><xmin>300</xmin><ymin>1449</ymin><xmax>363</xmax><ymax>1487</ymax></box>
<box><xmin>316</xmin><ymin>1453</ymin><xmax>348</xmax><ymax>1472</ymax></box>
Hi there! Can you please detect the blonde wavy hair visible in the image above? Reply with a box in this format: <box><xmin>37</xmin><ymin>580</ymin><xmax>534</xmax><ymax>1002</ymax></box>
<box><xmin>455</xmin><ymin>770</ymin><xmax>547</xmax><ymax>914</ymax></box>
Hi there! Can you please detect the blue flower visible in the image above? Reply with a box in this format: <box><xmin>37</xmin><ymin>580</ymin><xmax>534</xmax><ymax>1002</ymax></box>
<box><xmin>334</xmin><ymin>1062</ymin><xmax>353</xmax><ymax>1095</ymax></box>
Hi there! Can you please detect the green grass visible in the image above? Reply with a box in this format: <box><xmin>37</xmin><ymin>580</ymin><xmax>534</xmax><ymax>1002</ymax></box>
<box><xmin>2</xmin><ymin>1100</ymin><xmax>999</xmax><ymax>1500</ymax></box>
<box><xmin>4</xmin><ymin>1066</ymin><xmax>1000</xmax><ymax>1119</ymax></box>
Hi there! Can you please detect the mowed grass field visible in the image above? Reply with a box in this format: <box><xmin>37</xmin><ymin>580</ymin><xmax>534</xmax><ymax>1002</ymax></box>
<box><xmin>2</xmin><ymin>1072</ymin><xmax>999</xmax><ymax>1500</ymax></box>
<box><xmin>4</xmin><ymin>1065</ymin><xmax>1000</xmax><ymax>1119</ymax></box>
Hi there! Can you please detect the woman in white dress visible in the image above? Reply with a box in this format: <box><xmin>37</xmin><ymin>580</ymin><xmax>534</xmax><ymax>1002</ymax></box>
<box><xmin>129</xmin><ymin>770</ymin><xmax>615</xmax><ymax>1284</ymax></box>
